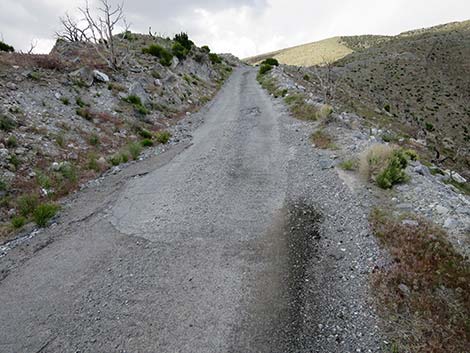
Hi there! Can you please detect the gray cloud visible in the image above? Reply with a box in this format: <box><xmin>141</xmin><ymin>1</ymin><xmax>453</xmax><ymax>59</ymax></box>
<box><xmin>1</xmin><ymin>0</ymin><xmax>469</xmax><ymax>57</ymax></box>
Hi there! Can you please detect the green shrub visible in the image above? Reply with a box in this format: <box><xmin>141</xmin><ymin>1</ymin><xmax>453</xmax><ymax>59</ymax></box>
<box><xmin>141</xmin><ymin>138</ymin><xmax>153</xmax><ymax>147</ymax></box>
<box><xmin>303</xmin><ymin>74</ymin><xmax>310</xmax><ymax>81</ymax></box>
<box><xmin>425</xmin><ymin>122</ymin><xmax>435</xmax><ymax>132</ymax></box>
<box><xmin>6</xmin><ymin>136</ymin><xmax>17</xmax><ymax>148</ymax></box>
<box><xmin>36</xmin><ymin>171</ymin><xmax>52</xmax><ymax>189</ymax></box>
<box><xmin>142</xmin><ymin>44</ymin><xmax>173</xmax><ymax>66</ymax></box>
<box><xmin>0</xmin><ymin>40</ymin><xmax>14</xmax><ymax>52</ymax></box>
<box><xmin>174</xmin><ymin>32</ymin><xmax>194</xmax><ymax>50</ymax></box>
<box><xmin>55</xmin><ymin>133</ymin><xmax>66</xmax><ymax>148</ymax></box>
<box><xmin>9</xmin><ymin>154</ymin><xmax>21</xmax><ymax>170</ymax></box>
<box><xmin>201</xmin><ymin>45</ymin><xmax>210</xmax><ymax>53</ymax></box>
<box><xmin>33</xmin><ymin>203</ymin><xmax>59</xmax><ymax>227</ymax></box>
<box><xmin>124</xmin><ymin>95</ymin><xmax>142</xmax><ymax>105</ymax></box>
<box><xmin>0</xmin><ymin>178</ymin><xmax>7</xmax><ymax>191</ymax></box>
<box><xmin>87</xmin><ymin>154</ymin><xmax>100</xmax><ymax>172</ymax></box>
<box><xmin>75</xmin><ymin>96</ymin><xmax>88</xmax><ymax>108</ymax></box>
<box><xmin>128</xmin><ymin>142</ymin><xmax>142</xmax><ymax>160</ymax></box>
<box><xmin>155</xmin><ymin>131</ymin><xmax>171</xmax><ymax>144</ymax></box>
<box><xmin>58</xmin><ymin>163</ymin><xmax>78</xmax><ymax>183</ymax></box>
<box><xmin>136</xmin><ymin>105</ymin><xmax>149</xmax><ymax>115</ymax></box>
<box><xmin>172</xmin><ymin>42</ymin><xmax>189</xmax><ymax>60</ymax></box>
<box><xmin>109</xmin><ymin>155</ymin><xmax>122</xmax><ymax>166</ymax></box>
<box><xmin>76</xmin><ymin>107</ymin><xmax>93</xmax><ymax>121</ymax></box>
<box><xmin>259</xmin><ymin>64</ymin><xmax>272</xmax><ymax>75</ymax></box>
<box><xmin>209</xmin><ymin>53</ymin><xmax>222</xmax><ymax>64</ymax></box>
<box><xmin>404</xmin><ymin>149</ymin><xmax>418</xmax><ymax>161</ymax></box>
<box><xmin>138</xmin><ymin>129</ymin><xmax>153</xmax><ymax>139</ymax></box>
<box><xmin>88</xmin><ymin>133</ymin><xmax>100</xmax><ymax>146</ymax></box>
<box><xmin>120</xmin><ymin>152</ymin><xmax>129</xmax><ymax>163</ymax></box>
<box><xmin>11</xmin><ymin>216</ymin><xmax>27</xmax><ymax>229</ymax></box>
<box><xmin>18</xmin><ymin>194</ymin><xmax>39</xmax><ymax>217</ymax></box>
<box><xmin>261</xmin><ymin>58</ymin><xmax>279</xmax><ymax>66</ymax></box>
<box><xmin>376</xmin><ymin>150</ymin><xmax>409</xmax><ymax>189</ymax></box>
<box><xmin>60</xmin><ymin>97</ymin><xmax>70</xmax><ymax>105</ymax></box>
<box><xmin>0</xmin><ymin>115</ymin><xmax>16</xmax><ymax>131</ymax></box>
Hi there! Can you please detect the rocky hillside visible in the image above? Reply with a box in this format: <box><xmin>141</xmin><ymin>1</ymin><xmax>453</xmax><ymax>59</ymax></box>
<box><xmin>0</xmin><ymin>33</ymin><xmax>237</xmax><ymax>242</ymax></box>
<box><xmin>251</xmin><ymin>20</ymin><xmax>470</xmax><ymax>178</ymax></box>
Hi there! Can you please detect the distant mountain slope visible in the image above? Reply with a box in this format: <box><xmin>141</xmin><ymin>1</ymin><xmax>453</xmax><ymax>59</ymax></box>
<box><xmin>270</xmin><ymin>19</ymin><xmax>470</xmax><ymax>175</ymax></box>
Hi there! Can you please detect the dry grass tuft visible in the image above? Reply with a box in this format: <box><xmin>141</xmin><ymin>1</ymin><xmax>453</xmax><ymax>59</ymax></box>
<box><xmin>370</xmin><ymin>209</ymin><xmax>470</xmax><ymax>353</ymax></box>
<box><xmin>310</xmin><ymin>130</ymin><xmax>335</xmax><ymax>149</ymax></box>
<box><xmin>359</xmin><ymin>144</ymin><xmax>395</xmax><ymax>180</ymax></box>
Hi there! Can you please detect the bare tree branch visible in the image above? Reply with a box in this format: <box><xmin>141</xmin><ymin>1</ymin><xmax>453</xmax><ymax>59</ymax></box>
<box><xmin>58</xmin><ymin>0</ymin><xmax>131</xmax><ymax>69</ymax></box>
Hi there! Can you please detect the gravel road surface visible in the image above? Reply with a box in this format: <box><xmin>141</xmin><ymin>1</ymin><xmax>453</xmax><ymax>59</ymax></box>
<box><xmin>0</xmin><ymin>67</ymin><xmax>383</xmax><ymax>352</ymax></box>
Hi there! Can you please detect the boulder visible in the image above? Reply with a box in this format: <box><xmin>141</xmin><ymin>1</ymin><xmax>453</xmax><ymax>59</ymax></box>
<box><xmin>70</xmin><ymin>67</ymin><xmax>94</xmax><ymax>87</ymax></box>
<box><xmin>93</xmin><ymin>70</ymin><xmax>110</xmax><ymax>83</ymax></box>
<box><xmin>128</xmin><ymin>82</ymin><xmax>149</xmax><ymax>106</ymax></box>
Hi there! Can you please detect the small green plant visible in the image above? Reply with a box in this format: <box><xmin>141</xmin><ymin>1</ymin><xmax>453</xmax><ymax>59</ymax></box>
<box><xmin>141</xmin><ymin>138</ymin><xmax>153</xmax><ymax>147</ymax></box>
<box><xmin>261</xmin><ymin>58</ymin><xmax>279</xmax><ymax>66</ymax></box>
<box><xmin>88</xmin><ymin>133</ymin><xmax>100</xmax><ymax>146</ymax></box>
<box><xmin>128</xmin><ymin>142</ymin><xmax>142</xmax><ymax>160</ymax></box>
<box><xmin>87</xmin><ymin>154</ymin><xmax>100</xmax><ymax>172</ymax></box>
<box><xmin>136</xmin><ymin>105</ymin><xmax>149</xmax><ymax>115</ymax></box>
<box><xmin>0</xmin><ymin>177</ymin><xmax>7</xmax><ymax>191</ymax></box>
<box><xmin>425</xmin><ymin>122</ymin><xmax>435</xmax><ymax>132</ymax></box>
<box><xmin>6</xmin><ymin>135</ymin><xmax>17</xmax><ymax>148</ymax></box>
<box><xmin>28</xmin><ymin>72</ymin><xmax>41</xmax><ymax>81</ymax></box>
<box><xmin>76</xmin><ymin>107</ymin><xmax>93</xmax><ymax>121</ymax></box>
<box><xmin>375</xmin><ymin>149</ymin><xmax>409</xmax><ymax>189</ymax></box>
<box><xmin>138</xmin><ymin>129</ymin><xmax>153</xmax><ymax>139</ymax></box>
<box><xmin>259</xmin><ymin>64</ymin><xmax>272</xmax><ymax>75</ymax></box>
<box><xmin>209</xmin><ymin>53</ymin><xmax>222</xmax><ymax>64</ymax></box>
<box><xmin>60</xmin><ymin>97</ymin><xmax>70</xmax><ymax>105</ymax></box>
<box><xmin>109</xmin><ymin>154</ymin><xmax>122</xmax><ymax>166</ymax></box>
<box><xmin>124</xmin><ymin>95</ymin><xmax>149</xmax><ymax>115</ymax></box>
<box><xmin>33</xmin><ymin>203</ymin><xmax>59</xmax><ymax>227</ymax></box>
<box><xmin>9</xmin><ymin>154</ymin><xmax>21</xmax><ymax>170</ymax></box>
<box><xmin>75</xmin><ymin>96</ymin><xmax>88</xmax><ymax>108</ymax></box>
<box><xmin>310</xmin><ymin>130</ymin><xmax>335</xmax><ymax>149</ymax></box>
<box><xmin>55</xmin><ymin>133</ymin><xmax>66</xmax><ymax>148</ymax></box>
<box><xmin>18</xmin><ymin>194</ymin><xmax>39</xmax><ymax>217</ymax></box>
<box><xmin>0</xmin><ymin>115</ymin><xmax>16</xmax><ymax>131</ymax></box>
<box><xmin>155</xmin><ymin>131</ymin><xmax>171</xmax><ymax>144</ymax></box>
<box><xmin>201</xmin><ymin>45</ymin><xmax>210</xmax><ymax>53</ymax></box>
<box><xmin>120</xmin><ymin>152</ymin><xmax>129</xmax><ymax>163</ymax></box>
<box><xmin>384</xmin><ymin>104</ymin><xmax>391</xmax><ymax>113</ymax></box>
<box><xmin>303</xmin><ymin>74</ymin><xmax>310</xmax><ymax>81</ymax></box>
<box><xmin>404</xmin><ymin>149</ymin><xmax>418</xmax><ymax>161</ymax></box>
<box><xmin>339</xmin><ymin>159</ymin><xmax>357</xmax><ymax>171</ymax></box>
<box><xmin>11</xmin><ymin>216</ymin><xmax>27</xmax><ymax>229</ymax></box>
<box><xmin>36</xmin><ymin>171</ymin><xmax>52</xmax><ymax>189</ymax></box>
<box><xmin>58</xmin><ymin>163</ymin><xmax>78</xmax><ymax>183</ymax></box>
<box><xmin>10</xmin><ymin>215</ymin><xmax>26</xmax><ymax>229</ymax></box>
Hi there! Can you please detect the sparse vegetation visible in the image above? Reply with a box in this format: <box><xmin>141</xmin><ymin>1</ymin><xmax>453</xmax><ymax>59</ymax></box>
<box><xmin>209</xmin><ymin>53</ymin><xmax>222</xmax><ymax>64</ymax></box>
<box><xmin>339</xmin><ymin>159</ymin><xmax>357</xmax><ymax>171</ymax></box>
<box><xmin>33</xmin><ymin>203</ymin><xmax>59</xmax><ymax>227</ymax></box>
<box><xmin>141</xmin><ymin>138</ymin><xmax>153</xmax><ymax>147</ymax></box>
<box><xmin>11</xmin><ymin>216</ymin><xmax>26</xmax><ymax>229</ymax></box>
<box><xmin>259</xmin><ymin>64</ymin><xmax>273</xmax><ymax>75</ymax></box>
<box><xmin>284</xmin><ymin>94</ymin><xmax>319</xmax><ymax>121</ymax></box>
<box><xmin>370</xmin><ymin>209</ymin><xmax>470</xmax><ymax>353</ymax></box>
<box><xmin>128</xmin><ymin>142</ymin><xmax>142</xmax><ymax>160</ymax></box>
<box><xmin>310</xmin><ymin>130</ymin><xmax>335</xmax><ymax>149</ymax></box>
<box><xmin>6</xmin><ymin>136</ymin><xmax>17</xmax><ymax>148</ymax></box>
<box><xmin>360</xmin><ymin>145</ymin><xmax>409</xmax><ymax>189</ymax></box>
<box><xmin>142</xmin><ymin>44</ymin><xmax>173</xmax><ymax>66</ymax></box>
<box><xmin>0</xmin><ymin>115</ymin><xmax>17</xmax><ymax>131</ymax></box>
<box><xmin>18</xmin><ymin>194</ymin><xmax>39</xmax><ymax>217</ymax></box>
<box><xmin>60</xmin><ymin>97</ymin><xmax>70</xmax><ymax>105</ymax></box>
<box><xmin>155</xmin><ymin>131</ymin><xmax>171</xmax><ymax>144</ymax></box>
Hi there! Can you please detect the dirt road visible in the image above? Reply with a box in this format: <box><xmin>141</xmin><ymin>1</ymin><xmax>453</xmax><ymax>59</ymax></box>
<box><xmin>0</xmin><ymin>67</ymin><xmax>382</xmax><ymax>352</ymax></box>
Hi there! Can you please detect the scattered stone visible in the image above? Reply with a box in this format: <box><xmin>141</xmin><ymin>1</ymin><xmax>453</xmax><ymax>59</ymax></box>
<box><xmin>93</xmin><ymin>70</ymin><xmax>110</xmax><ymax>83</ymax></box>
<box><xmin>398</xmin><ymin>284</ymin><xmax>411</xmax><ymax>296</ymax></box>
<box><xmin>402</xmin><ymin>219</ymin><xmax>419</xmax><ymax>227</ymax></box>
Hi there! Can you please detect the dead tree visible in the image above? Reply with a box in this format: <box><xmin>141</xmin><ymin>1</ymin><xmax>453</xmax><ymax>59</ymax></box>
<box><xmin>56</xmin><ymin>13</ymin><xmax>90</xmax><ymax>42</ymax></box>
<box><xmin>57</xmin><ymin>0</ymin><xmax>131</xmax><ymax>69</ymax></box>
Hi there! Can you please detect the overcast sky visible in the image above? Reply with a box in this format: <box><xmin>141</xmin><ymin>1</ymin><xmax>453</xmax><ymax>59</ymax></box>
<box><xmin>1</xmin><ymin>0</ymin><xmax>469</xmax><ymax>58</ymax></box>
